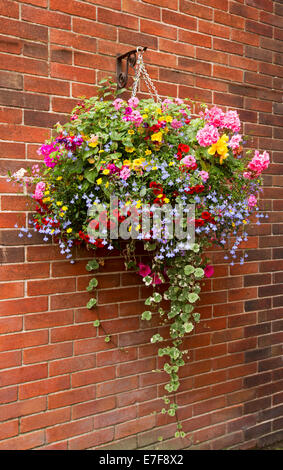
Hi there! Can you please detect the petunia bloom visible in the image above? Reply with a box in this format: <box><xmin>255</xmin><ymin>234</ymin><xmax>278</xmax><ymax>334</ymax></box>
<box><xmin>138</xmin><ymin>263</ymin><xmax>151</xmax><ymax>277</ymax></box>
<box><xmin>204</xmin><ymin>265</ymin><xmax>214</xmax><ymax>278</ymax></box>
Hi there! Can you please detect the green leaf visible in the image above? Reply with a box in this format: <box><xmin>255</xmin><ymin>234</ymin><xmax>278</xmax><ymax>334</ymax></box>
<box><xmin>93</xmin><ymin>319</ymin><xmax>100</xmax><ymax>327</ymax></box>
<box><xmin>87</xmin><ymin>278</ymin><xmax>98</xmax><ymax>291</ymax></box>
<box><xmin>184</xmin><ymin>265</ymin><xmax>195</xmax><ymax>275</ymax></box>
<box><xmin>188</xmin><ymin>293</ymin><xmax>199</xmax><ymax>303</ymax></box>
<box><xmin>86</xmin><ymin>259</ymin><xmax>99</xmax><ymax>271</ymax></box>
<box><xmin>142</xmin><ymin>311</ymin><xmax>152</xmax><ymax>321</ymax></box>
<box><xmin>153</xmin><ymin>292</ymin><xmax>162</xmax><ymax>303</ymax></box>
<box><xmin>193</xmin><ymin>312</ymin><xmax>201</xmax><ymax>323</ymax></box>
<box><xmin>184</xmin><ymin>322</ymin><xmax>194</xmax><ymax>333</ymax></box>
<box><xmin>194</xmin><ymin>268</ymin><xmax>204</xmax><ymax>279</ymax></box>
<box><xmin>104</xmin><ymin>335</ymin><xmax>111</xmax><ymax>343</ymax></box>
<box><xmin>87</xmin><ymin>298</ymin><xmax>97</xmax><ymax>309</ymax></box>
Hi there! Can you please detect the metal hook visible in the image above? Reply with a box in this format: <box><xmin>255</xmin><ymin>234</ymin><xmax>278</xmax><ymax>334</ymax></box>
<box><xmin>116</xmin><ymin>47</ymin><xmax>148</xmax><ymax>90</ymax></box>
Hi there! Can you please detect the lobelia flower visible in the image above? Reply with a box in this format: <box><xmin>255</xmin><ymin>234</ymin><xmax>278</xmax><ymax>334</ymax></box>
<box><xmin>138</xmin><ymin>263</ymin><xmax>151</xmax><ymax>277</ymax></box>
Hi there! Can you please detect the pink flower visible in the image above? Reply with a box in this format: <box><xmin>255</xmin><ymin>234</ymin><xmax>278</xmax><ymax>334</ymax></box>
<box><xmin>152</xmin><ymin>273</ymin><xmax>162</xmax><ymax>285</ymax></box>
<box><xmin>196</xmin><ymin>124</ymin><xmax>220</xmax><ymax>147</ymax></box>
<box><xmin>248</xmin><ymin>195</ymin><xmax>257</xmax><ymax>208</ymax></box>
<box><xmin>199</xmin><ymin>170</ymin><xmax>209</xmax><ymax>182</ymax></box>
<box><xmin>174</xmin><ymin>98</ymin><xmax>184</xmax><ymax>105</ymax></box>
<box><xmin>138</xmin><ymin>263</ymin><xmax>151</xmax><ymax>277</ymax></box>
<box><xmin>243</xmin><ymin>171</ymin><xmax>252</xmax><ymax>179</ymax></box>
<box><xmin>181</xmin><ymin>155</ymin><xmax>197</xmax><ymax>169</ymax></box>
<box><xmin>128</xmin><ymin>97</ymin><xmax>139</xmax><ymax>108</ymax></box>
<box><xmin>33</xmin><ymin>181</ymin><xmax>45</xmax><ymax>200</ymax></box>
<box><xmin>112</xmin><ymin>98</ymin><xmax>124</xmax><ymax>111</ymax></box>
<box><xmin>228</xmin><ymin>134</ymin><xmax>242</xmax><ymax>150</ymax></box>
<box><xmin>120</xmin><ymin>166</ymin><xmax>131</xmax><ymax>180</ymax></box>
<box><xmin>223</xmin><ymin>110</ymin><xmax>241</xmax><ymax>133</ymax></box>
<box><xmin>171</xmin><ymin>119</ymin><xmax>183</xmax><ymax>129</ymax></box>
<box><xmin>248</xmin><ymin>150</ymin><xmax>270</xmax><ymax>177</ymax></box>
<box><xmin>204</xmin><ymin>106</ymin><xmax>225</xmax><ymax>128</ymax></box>
<box><xmin>204</xmin><ymin>265</ymin><xmax>214</xmax><ymax>278</ymax></box>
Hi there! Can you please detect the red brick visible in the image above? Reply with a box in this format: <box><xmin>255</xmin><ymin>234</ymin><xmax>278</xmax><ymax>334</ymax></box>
<box><xmin>122</xmin><ymin>0</ymin><xmax>160</xmax><ymax>20</ymax></box>
<box><xmin>0</xmin><ymin>396</ymin><xmax>46</xmax><ymax>422</ymax></box>
<box><xmin>46</xmin><ymin>417</ymin><xmax>93</xmax><ymax>443</ymax></box>
<box><xmin>23</xmin><ymin>342</ymin><xmax>73</xmax><ymax>364</ymax></box>
<box><xmin>21</xmin><ymin>408</ymin><xmax>70</xmax><ymax>433</ymax></box>
<box><xmin>48</xmin><ymin>386</ymin><xmax>95</xmax><ymax>409</ymax></box>
<box><xmin>72</xmin><ymin>396</ymin><xmax>116</xmax><ymax>420</ymax></box>
<box><xmin>49</xmin><ymin>354</ymin><xmax>96</xmax><ymax>377</ymax></box>
<box><xmin>0</xmin><ymin>363</ymin><xmax>47</xmax><ymax>387</ymax></box>
<box><xmin>0</xmin><ymin>420</ymin><xmax>18</xmax><ymax>440</ymax></box>
<box><xmin>0</xmin><ymin>430</ymin><xmax>44</xmax><ymax>450</ymax></box>
<box><xmin>98</xmin><ymin>7</ymin><xmax>139</xmax><ymax>30</ymax></box>
<box><xmin>69</xmin><ymin>427</ymin><xmax>114</xmax><ymax>450</ymax></box>
<box><xmin>71</xmin><ymin>366</ymin><xmax>115</xmax><ymax>388</ymax></box>
<box><xmin>140</xmin><ymin>19</ymin><xmax>177</xmax><ymax>40</ymax></box>
<box><xmin>50</xmin><ymin>0</ymin><xmax>96</xmax><ymax>20</ymax></box>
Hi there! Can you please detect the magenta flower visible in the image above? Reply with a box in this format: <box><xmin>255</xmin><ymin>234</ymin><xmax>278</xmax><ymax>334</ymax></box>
<box><xmin>152</xmin><ymin>273</ymin><xmax>162</xmax><ymax>285</ymax></box>
<box><xmin>204</xmin><ymin>265</ymin><xmax>214</xmax><ymax>278</ymax></box>
<box><xmin>138</xmin><ymin>263</ymin><xmax>151</xmax><ymax>277</ymax></box>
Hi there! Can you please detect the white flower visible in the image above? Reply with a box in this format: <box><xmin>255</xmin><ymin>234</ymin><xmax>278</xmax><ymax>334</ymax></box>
<box><xmin>12</xmin><ymin>168</ymin><xmax>27</xmax><ymax>179</ymax></box>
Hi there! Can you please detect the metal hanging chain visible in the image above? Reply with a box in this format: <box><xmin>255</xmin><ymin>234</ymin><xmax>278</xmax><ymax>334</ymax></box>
<box><xmin>131</xmin><ymin>47</ymin><xmax>162</xmax><ymax>103</ymax></box>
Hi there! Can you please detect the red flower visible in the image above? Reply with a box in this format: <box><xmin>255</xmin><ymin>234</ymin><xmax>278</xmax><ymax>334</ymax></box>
<box><xmin>201</xmin><ymin>211</ymin><xmax>212</xmax><ymax>221</ymax></box>
<box><xmin>195</xmin><ymin>219</ymin><xmax>205</xmax><ymax>227</ymax></box>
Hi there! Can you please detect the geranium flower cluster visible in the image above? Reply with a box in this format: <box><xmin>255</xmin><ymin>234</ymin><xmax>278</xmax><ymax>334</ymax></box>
<box><xmin>9</xmin><ymin>86</ymin><xmax>270</xmax><ymax>425</ymax></box>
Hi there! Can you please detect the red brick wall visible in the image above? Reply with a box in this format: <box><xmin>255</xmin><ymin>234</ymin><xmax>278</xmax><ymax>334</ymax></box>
<box><xmin>0</xmin><ymin>0</ymin><xmax>282</xmax><ymax>450</ymax></box>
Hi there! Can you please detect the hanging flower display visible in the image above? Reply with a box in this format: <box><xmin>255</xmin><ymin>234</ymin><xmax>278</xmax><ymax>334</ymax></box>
<box><xmin>9</xmin><ymin>57</ymin><xmax>270</xmax><ymax>431</ymax></box>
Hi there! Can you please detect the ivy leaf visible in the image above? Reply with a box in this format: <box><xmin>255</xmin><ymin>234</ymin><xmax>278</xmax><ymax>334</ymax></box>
<box><xmin>93</xmin><ymin>319</ymin><xmax>100</xmax><ymax>327</ymax></box>
<box><xmin>142</xmin><ymin>311</ymin><xmax>152</xmax><ymax>321</ymax></box>
<box><xmin>86</xmin><ymin>278</ymin><xmax>98</xmax><ymax>291</ymax></box>
<box><xmin>194</xmin><ymin>268</ymin><xmax>204</xmax><ymax>279</ymax></box>
<box><xmin>184</xmin><ymin>265</ymin><xmax>195</xmax><ymax>275</ymax></box>
<box><xmin>184</xmin><ymin>322</ymin><xmax>194</xmax><ymax>333</ymax></box>
<box><xmin>193</xmin><ymin>312</ymin><xmax>201</xmax><ymax>323</ymax></box>
<box><xmin>188</xmin><ymin>293</ymin><xmax>199</xmax><ymax>303</ymax></box>
<box><xmin>87</xmin><ymin>298</ymin><xmax>97</xmax><ymax>309</ymax></box>
<box><xmin>86</xmin><ymin>259</ymin><xmax>99</xmax><ymax>271</ymax></box>
<box><xmin>153</xmin><ymin>292</ymin><xmax>162</xmax><ymax>303</ymax></box>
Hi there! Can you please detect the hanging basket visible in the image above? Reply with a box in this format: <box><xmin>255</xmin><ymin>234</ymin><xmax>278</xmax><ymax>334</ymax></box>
<box><xmin>9</xmin><ymin>47</ymin><xmax>270</xmax><ymax>432</ymax></box>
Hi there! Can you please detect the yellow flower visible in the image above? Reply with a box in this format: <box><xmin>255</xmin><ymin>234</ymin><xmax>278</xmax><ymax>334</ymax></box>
<box><xmin>77</xmin><ymin>175</ymin><xmax>83</xmax><ymax>181</ymax></box>
<box><xmin>105</xmin><ymin>181</ymin><xmax>109</xmax><ymax>188</ymax></box>
<box><xmin>102</xmin><ymin>169</ymin><xmax>110</xmax><ymax>175</ymax></box>
<box><xmin>56</xmin><ymin>201</ymin><xmax>62</xmax><ymax>206</ymax></box>
<box><xmin>56</xmin><ymin>176</ymin><xmax>62</xmax><ymax>181</ymax></box>
<box><xmin>42</xmin><ymin>197</ymin><xmax>50</xmax><ymax>203</ymax></box>
<box><xmin>66</xmin><ymin>228</ymin><xmax>72</xmax><ymax>233</ymax></box>
<box><xmin>44</xmin><ymin>190</ymin><xmax>50</xmax><ymax>195</ymax></box>
<box><xmin>144</xmin><ymin>108</ymin><xmax>149</xmax><ymax>112</ymax></box>
<box><xmin>128</xmin><ymin>130</ymin><xmax>135</xmax><ymax>135</ymax></box>
<box><xmin>89</xmin><ymin>142</ymin><xmax>98</xmax><ymax>148</ymax></box>
<box><xmin>142</xmin><ymin>114</ymin><xmax>148</xmax><ymax>119</ymax></box>
<box><xmin>163</xmin><ymin>198</ymin><xmax>170</xmax><ymax>204</ymax></box>
<box><xmin>62</xmin><ymin>206</ymin><xmax>68</xmax><ymax>211</ymax></box>
<box><xmin>151</xmin><ymin>132</ymin><xmax>163</xmax><ymax>142</ymax></box>
<box><xmin>88</xmin><ymin>134</ymin><xmax>98</xmax><ymax>147</ymax></box>
<box><xmin>123</xmin><ymin>159</ymin><xmax>131</xmax><ymax>166</ymax></box>
<box><xmin>169</xmin><ymin>161</ymin><xmax>175</xmax><ymax>166</ymax></box>
<box><xmin>125</xmin><ymin>146</ymin><xmax>135</xmax><ymax>153</ymax></box>
<box><xmin>98</xmin><ymin>149</ymin><xmax>104</xmax><ymax>153</ymax></box>
<box><xmin>96</xmin><ymin>178</ymin><xmax>102</xmax><ymax>185</ymax></box>
<box><xmin>136</xmin><ymin>200</ymin><xmax>142</xmax><ymax>209</ymax></box>
<box><xmin>156</xmin><ymin>108</ymin><xmax>162</xmax><ymax>114</ymax></box>
<box><xmin>145</xmin><ymin>149</ymin><xmax>152</xmax><ymax>156</ymax></box>
<box><xmin>88</xmin><ymin>158</ymin><xmax>95</xmax><ymax>164</ymax></box>
<box><xmin>152</xmin><ymin>166</ymin><xmax>158</xmax><ymax>170</ymax></box>
<box><xmin>208</xmin><ymin>134</ymin><xmax>229</xmax><ymax>164</ymax></box>
<box><xmin>165</xmin><ymin>115</ymin><xmax>173</xmax><ymax>123</ymax></box>
<box><xmin>133</xmin><ymin>158</ymin><xmax>145</xmax><ymax>167</ymax></box>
